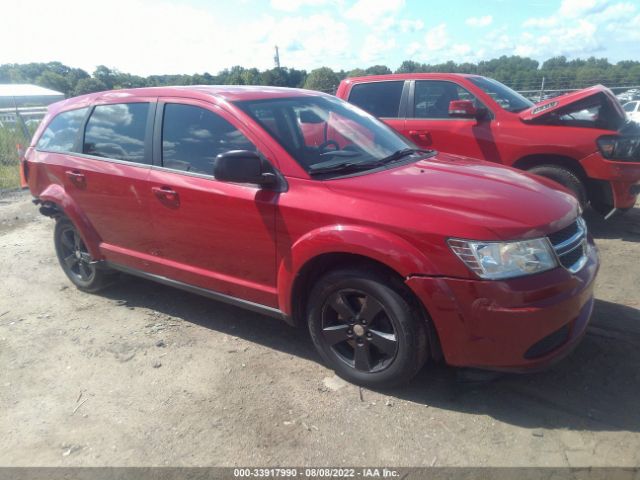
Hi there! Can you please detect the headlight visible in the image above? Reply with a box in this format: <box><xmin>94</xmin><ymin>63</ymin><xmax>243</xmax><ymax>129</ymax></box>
<box><xmin>448</xmin><ymin>238</ymin><xmax>558</xmax><ymax>280</ymax></box>
<box><xmin>597</xmin><ymin>135</ymin><xmax>640</xmax><ymax>161</ymax></box>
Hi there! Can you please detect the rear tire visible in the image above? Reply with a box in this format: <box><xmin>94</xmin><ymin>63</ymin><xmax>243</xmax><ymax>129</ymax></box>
<box><xmin>528</xmin><ymin>165</ymin><xmax>588</xmax><ymax>208</ymax></box>
<box><xmin>307</xmin><ymin>268</ymin><xmax>428</xmax><ymax>388</ymax></box>
<box><xmin>54</xmin><ymin>218</ymin><xmax>116</xmax><ymax>293</ymax></box>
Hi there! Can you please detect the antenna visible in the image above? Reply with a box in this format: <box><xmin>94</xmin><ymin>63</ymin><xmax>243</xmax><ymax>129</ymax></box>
<box><xmin>274</xmin><ymin>46</ymin><xmax>281</xmax><ymax>69</ymax></box>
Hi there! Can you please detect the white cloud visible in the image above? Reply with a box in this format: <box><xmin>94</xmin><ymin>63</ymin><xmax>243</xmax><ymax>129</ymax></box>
<box><xmin>558</xmin><ymin>0</ymin><xmax>607</xmax><ymax>17</ymax></box>
<box><xmin>424</xmin><ymin>23</ymin><xmax>448</xmax><ymax>51</ymax></box>
<box><xmin>397</xmin><ymin>19</ymin><xmax>424</xmax><ymax>33</ymax></box>
<box><xmin>360</xmin><ymin>35</ymin><xmax>396</xmax><ymax>63</ymax></box>
<box><xmin>0</xmin><ymin>0</ymin><xmax>357</xmax><ymax>74</ymax></box>
<box><xmin>345</xmin><ymin>0</ymin><xmax>405</xmax><ymax>26</ymax></box>
<box><xmin>465</xmin><ymin>15</ymin><xmax>493</xmax><ymax>27</ymax></box>
<box><xmin>270</xmin><ymin>0</ymin><xmax>338</xmax><ymax>12</ymax></box>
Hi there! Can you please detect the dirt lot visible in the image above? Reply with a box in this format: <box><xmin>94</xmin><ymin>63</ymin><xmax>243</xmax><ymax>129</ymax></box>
<box><xmin>1</xmin><ymin>189</ymin><xmax>639</xmax><ymax>467</ymax></box>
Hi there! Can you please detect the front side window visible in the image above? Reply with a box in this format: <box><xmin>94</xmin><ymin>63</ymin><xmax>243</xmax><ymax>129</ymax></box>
<box><xmin>414</xmin><ymin>81</ymin><xmax>484</xmax><ymax>119</ymax></box>
<box><xmin>235</xmin><ymin>95</ymin><xmax>427</xmax><ymax>176</ymax></box>
<box><xmin>348</xmin><ymin>81</ymin><xmax>404</xmax><ymax>118</ymax></box>
<box><xmin>161</xmin><ymin>104</ymin><xmax>256</xmax><ymax>176</ymax></box>
<box><xmin>36</xmin><ymin>108</ymin><xmax>88</xmax><ymax>152</ymax></box>
<box><xmin>468</xmin><ymin>76</ymin><xmax>533</xmax><ymax>113</ymax></box>
<box><xmin>83</xmin><ymin>103</ymin><xmax>149</xmax><ymax>163</ymax></box>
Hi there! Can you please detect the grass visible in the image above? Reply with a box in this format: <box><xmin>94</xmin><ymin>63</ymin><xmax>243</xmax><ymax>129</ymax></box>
<box><xmin>0</xmin><ymin>124</ymin><xmax>29</xmax><ymax>190</ymax></box>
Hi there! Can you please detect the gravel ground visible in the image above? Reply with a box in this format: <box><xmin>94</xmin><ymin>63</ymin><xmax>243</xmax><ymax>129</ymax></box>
<box><xmin>1</xmin><ymin>190</ymin><xmax>639</xmax><ymax>467</ymax></box>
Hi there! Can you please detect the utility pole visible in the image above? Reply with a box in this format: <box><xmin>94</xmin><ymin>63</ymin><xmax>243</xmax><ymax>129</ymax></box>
<box><xmin>539</xmin><ymin>76</ymin><xmax>545</xmax><ymax>103</ymax></box>
<box><xmin>274</xmin><ymin>46</ymin><xmax>281</xmax><ymax>69</ymax></box>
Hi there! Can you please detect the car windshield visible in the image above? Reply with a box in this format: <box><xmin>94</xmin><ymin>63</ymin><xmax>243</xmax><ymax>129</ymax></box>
<box><xmin>468</xmin><ymin>76</ymin><xmax>534</xmax><ymax>113</ymax></box>
<box><xmin>234</xmin><ymin>95</ymin><xmax>429</xmax><ymax>176</ymax></box>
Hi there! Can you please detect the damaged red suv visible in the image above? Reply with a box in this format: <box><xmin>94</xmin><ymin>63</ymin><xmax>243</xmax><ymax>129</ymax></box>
<box><xmin>23</xmin><ymin>86</ymin><xmax>599</xmax><ymax>387</ymax></box>
<box><xmin>337</xmin><ymin>74</ymin><xmax>640</xmax><ymax>216</ymax></box>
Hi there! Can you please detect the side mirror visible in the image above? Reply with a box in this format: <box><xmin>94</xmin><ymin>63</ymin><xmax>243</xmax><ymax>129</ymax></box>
<box><xmin>214</xmin><ymin>150</ymin><xmax>277</xmax><ymax>187</ymax></box>
<box><xmin>299</xmin><ymin>110</ymin><xmax>325</xmax><ymax>124</ymax></box>
<box><xmin>448</xmin><ymin>100</ymin><xmax>478</xmax><ymax>118</ymax></box>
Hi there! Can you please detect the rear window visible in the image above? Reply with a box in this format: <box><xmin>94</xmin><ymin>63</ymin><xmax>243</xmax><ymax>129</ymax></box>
<box><xmin>348</xmin><ymin>81</ymin><xmax>404</xmax><ymax>118</ymax></box>
<box><xmin>36</xmin><ymin>108</ymin><xmax>88</xmax><ymax>152</ymax></box>
<box><xmin>83</xmin><ymin>103</ymin><xmax>150</xmax><ymax>163</ymax></box>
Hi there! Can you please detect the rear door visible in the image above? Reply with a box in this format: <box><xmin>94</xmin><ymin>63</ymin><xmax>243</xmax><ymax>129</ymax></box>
<box><xmin>37</xmin><ymin>101</ymin><xmax>160</xmax><ymax>271</ymax></box>
<box><xmin>73</xmin><ymin>100</ymin><xmax>159</xmax><ymax>269</ymax></box>
<box><xmin>346</xmin><ymin>80</ymin><xmax>407</xmax><ymax>134</ymax></box>
<box><xmin>147</xmin><ymin>98</ymin><xmax>279</xmax><ymax>307</ymax></box>
<box><xmin>402</xmin><ymin>80</ymin><xmax>497</xmax><ymax>160</ymax></box>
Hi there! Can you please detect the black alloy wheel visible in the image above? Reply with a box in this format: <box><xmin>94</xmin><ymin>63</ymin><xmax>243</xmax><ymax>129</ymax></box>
<box><xmin>320</xmin><ymin>289</ymin><xmax>398</xmax><ymax>373</ymax></box>
<box><xmin>308</xmin><ymin>268</ymin><xmax>428</xmax><ymax>388</ymax></box>
<box><xmin>54</xmin><ymin>218</ymin><xmax>116</xmax><ymax>292</ymax></box>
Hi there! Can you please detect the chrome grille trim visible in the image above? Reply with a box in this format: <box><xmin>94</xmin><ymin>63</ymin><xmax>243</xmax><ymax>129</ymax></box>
<box><xmin>548</xmin><ymin>217</ymin><xmax>588</xmax><ymax>274</ymax></box>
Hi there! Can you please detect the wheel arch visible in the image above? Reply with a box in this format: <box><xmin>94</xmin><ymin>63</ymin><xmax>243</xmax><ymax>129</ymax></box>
<box><xmin>277</xmin><ymin>225</ymin><xmax>442</xmax><ymax>358</ymax></box>
<box><xmin>513</xmin><ymin>153</ymin><xmax>588</xmax><ymax>181</ymax></box>
<box><xmin>37</xmin><ymin>184</ymin><xmax>103</xmax><ymax>259</ymax></box>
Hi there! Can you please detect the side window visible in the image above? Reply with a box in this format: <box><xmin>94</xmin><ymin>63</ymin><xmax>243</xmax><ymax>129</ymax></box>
<box><xmin>83</xmin><ymin>103</ymin><xmax>149</xmax><ymax>163</ymax></box>
<box><xmin>623</xmin><ymin>102</ymin><xmax>636</xmax><ymax>113</ymax></box>
<box><xmin>162</xmin><ymin>103</ymin><xmax>256</xmax><ymax>176</ymax></box>
<box><xmin>348</xmin><ymin>81</ymin><xmax>404</xmax><ymax>118</ymax></box>
<box><xmin>414</xmin><ymin>81</ymin><xmax>483</xmax><ymax>119</ymax></box>
<box><xmin>36</xmin><ymin>108</ymin><xmax>88</xmax><ymax>152</ymax></box>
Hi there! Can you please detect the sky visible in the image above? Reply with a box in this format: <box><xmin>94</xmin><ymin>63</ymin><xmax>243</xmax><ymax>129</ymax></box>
<box><xmin>1</xmin><ymin>0</ymin><xmax>639</xmax><ymax>76</ymax></box>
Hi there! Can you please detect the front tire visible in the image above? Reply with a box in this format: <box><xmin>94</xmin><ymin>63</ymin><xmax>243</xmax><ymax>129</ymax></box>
<box><xmin>54</xmin><ymin>218</ymin><xmax>115</xmax><ymax>292</ymax></box>
<box><xmin>528</xmin><ymin>165</ymin><xmax>588</xmax><ymax>208</ymax></box>
<box><xmin>307</xmin><ymin>268</ymin><xmax>428</xmax><ymax>388</ymax></box>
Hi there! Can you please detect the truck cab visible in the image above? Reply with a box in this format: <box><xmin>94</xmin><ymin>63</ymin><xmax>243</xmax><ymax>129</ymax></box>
<box><xmin>337</xmin><ymin>74</ymin><xmax>640</xmax><ymax>216</ymax></box>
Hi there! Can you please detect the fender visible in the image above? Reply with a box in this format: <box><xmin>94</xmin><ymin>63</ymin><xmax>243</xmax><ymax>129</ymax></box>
<box><xmin>38</xmin><ymin>184</ymin><xmax>103</xmax><ymax>260</ymax></box>
<box><xmin>277</xmin><ymin>224</ymin><xmax>438</xmax><ymax>316</ymax></box>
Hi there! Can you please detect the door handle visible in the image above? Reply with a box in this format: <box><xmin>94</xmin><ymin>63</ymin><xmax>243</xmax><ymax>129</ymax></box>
<box><xmin>65</xmin><ymin>170</ymin><xmax>86</xmax><ymax>188</ymax></box>
<box><xmin>408</xmin><ymin>130</ymin><xmax>432</xmax><ymax>142</ymax></box>
<box><xmin>152</xmin><ymin>186</ymin><xmax>180</xmax><ymax>207</ymax></box>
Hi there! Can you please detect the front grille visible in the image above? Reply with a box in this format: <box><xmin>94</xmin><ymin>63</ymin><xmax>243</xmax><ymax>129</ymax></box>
<box><xmin>547</xmin><ymin>217</ymin><xmax>588</xmax><ymax>273</ymax></box>
<box><xmin>548</xmin><ymin>222</ymin><xmax>579</xmax><ymax>246</ymax></box>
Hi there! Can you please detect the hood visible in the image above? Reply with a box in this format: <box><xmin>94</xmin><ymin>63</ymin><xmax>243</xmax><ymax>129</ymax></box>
<box><xmin>519</xmin><ymin>85</ymin><xmax>626</xmax><ymax>129</ymax></box>
<box><xmin>326</xmin><ymin>153</ymin><xmax>579</xmax><ymax>241</ymax></box>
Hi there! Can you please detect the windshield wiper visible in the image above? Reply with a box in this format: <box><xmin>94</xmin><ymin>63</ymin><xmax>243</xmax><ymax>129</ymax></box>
<box><xmin>308</xmin><ymin>161</ymin><xmax>381</xmax><ymax>175</ymax></box>
<box><xmin>377</xmin><ymin>147</ymin><xmax>434</xmax><ymax>164</ymax></box>
<box><xmin>308</xmin><ymin>148</ymin><xmax>435</xmax><ymax>176</ymax></box>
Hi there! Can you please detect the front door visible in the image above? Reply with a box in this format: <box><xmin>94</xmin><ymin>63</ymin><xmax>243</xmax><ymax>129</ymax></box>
<box><xmin>402</xmin><ymin>80</ymin><xmax>501</xmax><ymax>162</ymax></box>
<box><xmin>148</xmin><ymin>99</ymin><xmax>279</xmax><ymax>307</ymax></box>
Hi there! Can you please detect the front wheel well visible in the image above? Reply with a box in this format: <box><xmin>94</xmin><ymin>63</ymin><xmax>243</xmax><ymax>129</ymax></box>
<box><xmin>513</xmin><ymin>154</ymin><xmax>588</xmax><ymax>181</ymax></box>
<box><xmin>289</xmin><ymin>252</ymin><xmax>443</xmax><ymax>361</ymax></box>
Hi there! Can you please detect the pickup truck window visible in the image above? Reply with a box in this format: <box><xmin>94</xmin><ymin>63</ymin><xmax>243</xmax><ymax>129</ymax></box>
<box><xmin>414</xmin><ymin>81</ymin><xmax>481</xmax><ymax>119</ymax></box>
<box><xmin>83</xmin><ymin>103</ymin><xmax>149</xmax><ymax>164</ymax></box>
<box><xmin>468</xmin><ymin>76</ymin><xmax>533</xmax><ymax>113</ymax></box>
<box><xmin>348</xmin><ymin>81</ymin><xmax>404</xmax><ymax>118</ymax></box>
<box><xmin>161</xmin><ymin>103</ymin><xmax>256</xmax><ymax>176</ymax></box>
<box><xmin>36</xmin><ymin>108</ymin><xmax>88</xmax><ymax>153</ymax></box>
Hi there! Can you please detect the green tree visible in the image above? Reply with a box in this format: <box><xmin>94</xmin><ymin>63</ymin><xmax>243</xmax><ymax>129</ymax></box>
<box><xmin>303</xmin><ymin>67</ymin><xmax>339</xmax><ymax>92</ymax></box>
<box><xmin>73</xmin><ymin>77</ymin><xmax>108</xmax><ymax>95</ymax></box>
<box><xmin>365</xmin><ymin>65</ymin><xmax>391</xmax><ymax>75</ymax></box>
<box><xmin>36</xmin><ymin>71</ymin><xmax>69</xmax><ymax>95</ymax></box>
<box><xmin>347</xmin><ymin>68</ymin><xmax>366</xmax><ymax>77</ymax></box>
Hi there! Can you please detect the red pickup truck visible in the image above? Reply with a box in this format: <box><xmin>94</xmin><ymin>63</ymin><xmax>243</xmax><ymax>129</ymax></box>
<box><xmin>336</xmin><ymin>74</ymin><xmax>640</xmax><ymax>216</ymax></box>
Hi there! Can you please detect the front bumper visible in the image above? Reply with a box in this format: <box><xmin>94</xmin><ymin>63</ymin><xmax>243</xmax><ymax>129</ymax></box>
<box><xmin>582</xmin><ymin>152</ymin><xmax>640</xmax><ymax>209</ymax></box>
<box><xmin>406</xmin><ymin>239</ymin><xmax>599</xmax><ymax>371</ymax></box>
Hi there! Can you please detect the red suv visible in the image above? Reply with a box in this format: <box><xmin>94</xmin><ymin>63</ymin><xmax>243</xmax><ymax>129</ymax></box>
<box><xmin>337</xmin><ymin>74</ymin><xmax>640</xmax><ymax>216</ymax></box>
<box><xmin>23</xmin><ymin>86</ymin><xmax>598</xmax><ymax>387</ymax></box>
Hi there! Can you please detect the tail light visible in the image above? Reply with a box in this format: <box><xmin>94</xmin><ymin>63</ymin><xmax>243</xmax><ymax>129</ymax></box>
<box><xmin>17</xmin><ymin>144</ymin><xmax>28</xmax><ymax>188</ymax></box>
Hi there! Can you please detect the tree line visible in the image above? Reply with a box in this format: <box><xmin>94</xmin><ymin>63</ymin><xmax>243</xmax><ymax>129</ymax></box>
<box><xmin>1</xmin><ymin>55</ymin><xmax>640</xmax><ymax>97</ymax></box>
